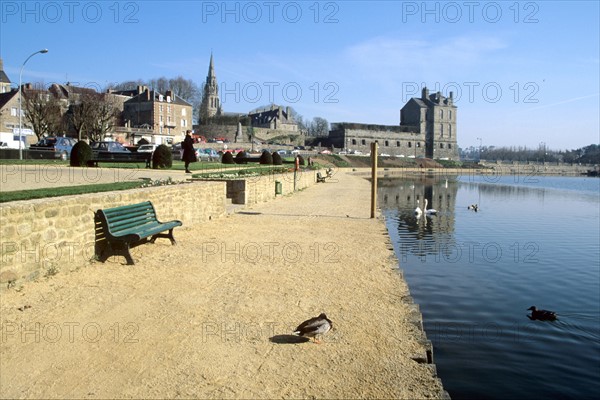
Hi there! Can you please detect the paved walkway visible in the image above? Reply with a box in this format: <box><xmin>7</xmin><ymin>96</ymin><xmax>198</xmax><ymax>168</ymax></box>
<box><xmin>0</xmin><ymin>170</ymin><xmax>446</xmax><ymax>398</ymax></box>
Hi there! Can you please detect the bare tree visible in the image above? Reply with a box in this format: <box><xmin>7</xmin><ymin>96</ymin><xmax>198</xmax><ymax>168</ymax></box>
<box><xmin>86</xmin><ymin>93</ymin><xmax>120</xmax><ymax>142</ymax></box>
<box><xmin>307</xmin><ymin>116</ymin><xmax>329</xmax><ymax>137</ymax></box>
<box><xmin>23</xmin><ymin>88</ymin><xmax>64</xmax><ymax>139</ymax></box>
<box><xmin>68</xmin><ymin>92</ymin><xmax>98</xmax><ymax>140</ymax></box>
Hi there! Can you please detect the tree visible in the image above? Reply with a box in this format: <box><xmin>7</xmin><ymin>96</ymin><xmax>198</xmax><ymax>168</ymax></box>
<box><xmin>23</xmin><ymin>88</ymin><xmax>64</xmax><ymax>139</ymax></box>
<box><xmin>86</xmin><ymin>93</ymin><xmax>120</xmax><ymax>142</ymax></box>
<box><xmin>307</xmin><ymin>116</ymin><xmax>329</xmax><ymax>137</ymax></box>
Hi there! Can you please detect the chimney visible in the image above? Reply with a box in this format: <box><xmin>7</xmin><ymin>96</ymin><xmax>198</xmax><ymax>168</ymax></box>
<box><xmin>421</xmin><ymin>87</ymin><xmax>429</xmax><ymax>100</ymax></box>
<box><xmin>137</xmin><ymin>85</ymin><xmax>143</xmax><ymax>94</ymax></box>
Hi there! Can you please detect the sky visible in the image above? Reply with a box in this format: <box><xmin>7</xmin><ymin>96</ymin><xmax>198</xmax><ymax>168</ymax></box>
<box><xmin>1</xmin><ymin>0</ymin><xmax>598</xmax><ymax>150</ymax></box>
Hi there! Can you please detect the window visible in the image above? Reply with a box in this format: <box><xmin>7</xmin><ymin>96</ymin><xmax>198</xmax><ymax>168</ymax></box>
<box><xmin>159</xmin><ymin>105</ymin><xmax>163</xmax><ymax>113</ymax></box>
<box><xmin>352</xmin><ymin>139</ymin><xmax>356</xmax><ymax>145</ymax></box>
<box><xmin>11</xmin><ymin>107</ymin><xmax>17</xmax><ymax>116</ymax></box>
<box><xmin>441</xmin><ymin>109</ymin><xmax>444</xmax><ymax>119</ymax></box>
<box><xmin>167</xmin><ymin>106</ymin><xmax>171</xmax><ymax>114</ymax></box>
<box><xmin>385</xmin><ymin>140</ymin><xmax>389</xmax><ymax>147</ymax></box>
<box><xmin>182</xmin><ymin>108</ymin><xmax>186</xmax><ymax>116</ymax></box>
<box><xmin>449</xmin><ymin>110</ymin><xmax>452</xmax><ymax>120</ymax></box>
<box><xmin>440</xmin><ymin>143</ymin><xmax>444</xmax><ymax>148</ymax></box>
<box><xmin>449</xmin><ymin>125</ymin><xmax>452</xmax><ymax>137</ymax></box>
<box><xmin>396</xmin><ymin>141</ymin><xmax>400</xmax><ymax>147</ymax></box>
<box><xmin>448</xmin><ymin>144</ymin><xmax>452</xmax><ymax>149</ymax></box>
<box><xmin>408</xmin><ymin>142</ymin><xmax>412</xmax><ymax>148</ymax></box>
<box><xmin>416</xmin><ymin>142</ymin><xmax>420</xmax><ymax>147</ymax></box>
<box><xmin>440</xmin><ymin>124</ymin><xmax>444</xmax><ymax>137</ymax></box>
<box><xmin>361</xmin><ymin>139</ymin><xmax>366</xmax><ymax>145</ymax></box>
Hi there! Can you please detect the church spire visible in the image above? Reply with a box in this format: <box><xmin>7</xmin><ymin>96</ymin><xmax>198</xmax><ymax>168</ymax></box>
<box><xmin>199</xmin><ymin>53</ymin><xmax>221</xmax><ymax>122</ymax></box>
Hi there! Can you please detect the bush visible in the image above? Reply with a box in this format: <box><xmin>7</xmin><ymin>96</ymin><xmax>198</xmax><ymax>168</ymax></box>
<box><xmin>297</xmin><ymin>154</ymin><xmax>306</xmax><ymax>166</ymax></box>
<box><xmin>272</xmin><ymin>152</ymin><xmax>283</xmax><ymax>165</ymax></box>
<box><xmin>260</xmin><ymin>150</ymin><xmax>273</xmax><ymax>165</ymax></box>
<box><xmin>222</xmin><ymin>151</ymin><xmax>235</xmax><ymax>164</ymax></box>
<box><xmin>70</xmin><ymin>141</ymin><xmax>92</xmax><ymax>167</ymax></box>
<box><xmin>235</xmin><ymin>150</ymin><xmax>248</xmax><ymax>164</ymax></box>
<box><xmin>152</xmin><ymin>144</ymin><xmax>172</xmax><ymax>169</ymax></box>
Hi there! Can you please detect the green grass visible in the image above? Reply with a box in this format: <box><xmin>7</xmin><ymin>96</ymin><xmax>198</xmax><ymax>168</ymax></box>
<box><xmin>0</xmin><ymin>159</ymin><xmax>69</xmax><ymax>166</ymax></box>
<box><xmin>0</xmin><ymin>181</ymin><xmax>147</xmax><ymax>203</ymax></box>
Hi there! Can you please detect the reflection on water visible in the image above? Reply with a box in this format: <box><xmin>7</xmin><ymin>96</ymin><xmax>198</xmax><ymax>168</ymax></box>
<box><xmin>379</xmin><ymin>175</ymin><xmax>600</xmax><ymax>400</ymax></box>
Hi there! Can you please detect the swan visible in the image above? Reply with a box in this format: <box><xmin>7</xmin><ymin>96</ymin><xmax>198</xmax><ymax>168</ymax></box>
<box><xmin>424</xmin><ymin>199</ymin><xmax>437</xmax><ymax>215</ymax></box>
<box><xmin>414</xmin><ymin>200</ymin><xmax>422</xmax><ymax>216</ymax></box>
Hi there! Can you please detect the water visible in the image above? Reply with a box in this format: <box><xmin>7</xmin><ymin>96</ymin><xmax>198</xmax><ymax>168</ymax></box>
<box><xmin>378</xmin><ymin>175</ymin><xmax>600</xmax><ymax>399</ymax></box>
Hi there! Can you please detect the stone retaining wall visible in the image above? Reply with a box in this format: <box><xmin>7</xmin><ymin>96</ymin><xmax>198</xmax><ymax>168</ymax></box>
<box><xmin>0</xmin><ymin>169</ymin><xmax>321</xmax><ymax>288</ymax></box>
<box><xmin>0</xmin><ymin>181</ymin><xmax>227</xmax><ymax>286</ymax></box>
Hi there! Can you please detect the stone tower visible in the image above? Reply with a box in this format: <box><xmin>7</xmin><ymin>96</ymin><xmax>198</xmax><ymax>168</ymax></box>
<box><xmin>199</xmin><ymin>53</ymin><xmax>221</xmax><ymax>122</ymax></box>
<box><xmin>0</xmin><ymin>58</ymin><xmax>12</xmax><ymax>94</ymax></box>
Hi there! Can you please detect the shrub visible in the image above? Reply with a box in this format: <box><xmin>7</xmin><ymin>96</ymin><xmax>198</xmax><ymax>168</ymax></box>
<box><xmin>272</xmin><ymin>152</ymin><xmax>283</xmax><ymax>165</ymax></box>
<box><xmin>235</xmin><ymin>150</ymin><xmax>248</xmax><ymax>164</ymax></box>
<box><xmin>260</xmin><ymin>150</ymin><xmax>273</xmax><ymax>165</ymax></box>
<box><xmin>297</xmin><ymin>154</ymin><xmax>306</xmax><ymax>166</ymax></box>
<box><xmin>222</xmin><ymin>151</ymin><xmax>235</xmax><ymax>164</ymax></box>
<box><xmin>70</xmin><ymin>141</ymin><xmax>92</xmax><ymax>167</ymax></box>
<box><xmin>152</xmin><ymin>144</ymin><xmax>172</xmax><ymax>169</ymax></box>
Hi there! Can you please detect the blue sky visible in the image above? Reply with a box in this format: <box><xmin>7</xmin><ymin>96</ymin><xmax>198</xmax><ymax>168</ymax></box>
<box><xmin>1</xmin><ymin>1</ymin><xmax>598</xmax><ymax>150</ymax></box>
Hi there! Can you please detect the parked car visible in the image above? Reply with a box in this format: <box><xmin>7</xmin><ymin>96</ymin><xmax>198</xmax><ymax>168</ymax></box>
<box><xmin>90</xmin><ymin>141</ymin><xmax>131</xmax><ymax>157</ymax></box>
<box><xmin>137</xmin><ymin>144</ymin><xmax>159</xmax><ymax>153</ymax></box>
<box><xmin>29</xmin><ymin>136</ymin><xmax>78</xmax><ymax>160</ymax></box>
<box><xmin>171</xmin><ymin>142</ymin><xmax>200</xmax><ymax>160</ymax></box>
<box><xmin>198</xmin><ymin>148</ymin><xmax>219</xmax><ymax>160</ymax></box>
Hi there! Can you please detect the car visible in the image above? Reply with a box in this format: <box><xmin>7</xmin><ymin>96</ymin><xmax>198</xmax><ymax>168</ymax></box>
<box><xmin>90</xmin><ymin>141</ymin><xmax>131</xmax><ymax>157</ymax></box>
<box><xmin>29</xmin><ymin>136</ymin><xmax>78</xmax><ymax>160</ymax></box>
<box><xmin>198</xmin><ymin>148</ymin><xmax>219</xmax><ymax>160</ymax></box>
<box><xmin>379</xmin><ymin>153</ymin><xmax>391</xmax><ymax>157</ymax></box>
<box><xmin>137</xmin><ymin>144</ymin><xmax>159</xmax><ymax>153</ymax></box>
<box><xmin>172</xmin><ymin>142</ymin><xmax>200</xmax><ymax>160</ymax></box>
<box><xmin>277</xmin><ymin>149</ymin><xmax>288</xmax><ymax>155</ymax></box>
<box><xmin>319</xmin><ymin>149</ymin><xmax>332</xmax><ymax>155</ymax></box>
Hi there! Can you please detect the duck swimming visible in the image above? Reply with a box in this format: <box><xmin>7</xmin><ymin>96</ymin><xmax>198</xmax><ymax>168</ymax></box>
<box><xmin>293</xmin><ymin>313</ymin><xmax>333</xmax><ymax>343</ymax></box>
<box><xmin>527</xmin><ymin>306</ymin><xmax>557</xmax><ymax>321</ymax></box>
<box><xmin>468</xmin><ymin>204</ymin><xmax>479</xmax><ymax>212</ymax></box>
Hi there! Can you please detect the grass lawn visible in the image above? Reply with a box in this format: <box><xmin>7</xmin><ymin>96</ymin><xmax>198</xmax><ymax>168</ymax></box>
<box><xmin>0</xmin><ymin>181</ymin><xmax>149</xmax><ymax>203</ymax></box>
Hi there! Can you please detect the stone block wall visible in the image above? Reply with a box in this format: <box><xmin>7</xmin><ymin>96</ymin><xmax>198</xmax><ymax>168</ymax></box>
<box><xmin>0</xmin><ymin>181</ymin><xmax>226</xmax><ymax>285</ymax></box>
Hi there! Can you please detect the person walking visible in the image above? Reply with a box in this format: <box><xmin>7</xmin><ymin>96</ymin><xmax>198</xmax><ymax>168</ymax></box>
<box><xmin>182</xmin><ymin>130</ymin><xmax>196</xmax><ymax>173</ymax></box>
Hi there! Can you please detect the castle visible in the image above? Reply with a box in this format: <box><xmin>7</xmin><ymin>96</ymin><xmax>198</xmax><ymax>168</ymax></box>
<box><xmin>328</xmin><ymin>87</ymin><xmax>459</xmax><ymax>160</ymax></box>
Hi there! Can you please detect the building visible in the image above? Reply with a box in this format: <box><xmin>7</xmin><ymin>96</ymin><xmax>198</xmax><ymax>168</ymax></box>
<box><xmin>328</xmin><ymin>87</ymin><xmax>458</xmax><ymax>160</ymax></box>
<box><xmin>121</xmin><ymin>86</ymin><xmax>193</xmax><ymax>144</ymax></box>
<box><xmin>0</xmin><ymin>59</ymin><xmax>11</xmax><ymax>94</ymax></box>
<box><xmin>198</xmin><ymin>53</ymin><xmax>222</xmax><ymax>122</ymax></box>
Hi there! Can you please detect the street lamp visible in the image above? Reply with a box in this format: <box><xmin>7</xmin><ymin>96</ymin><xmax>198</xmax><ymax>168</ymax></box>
<box><xmin>18</xmin><ymin>49</ymin><xmax>49</xmax><ymax>160</ymax></box>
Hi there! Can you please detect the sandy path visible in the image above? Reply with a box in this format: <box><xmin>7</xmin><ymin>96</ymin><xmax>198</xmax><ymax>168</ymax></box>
<box><xmin>0</xmin><ymin>170</ymin><xmax>445</xmax><ymax>399</ymax></box>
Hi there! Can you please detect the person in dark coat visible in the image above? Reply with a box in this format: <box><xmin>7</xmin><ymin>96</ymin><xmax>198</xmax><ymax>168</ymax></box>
<box><xmin>182</xmin><ymin>130</ymin><xmax>196</xmax><ymax>173</ymax></box>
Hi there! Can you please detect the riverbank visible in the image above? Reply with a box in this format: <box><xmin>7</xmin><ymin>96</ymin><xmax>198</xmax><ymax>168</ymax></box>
<box><xmin>0</xmin><ymin>170</ymin><xmax>447</xmax><ymax>399</ymax></box>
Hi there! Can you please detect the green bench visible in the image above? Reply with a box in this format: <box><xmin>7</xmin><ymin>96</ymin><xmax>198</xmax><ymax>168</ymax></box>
<box><xmin>95</xmin><ymin>201</ymin><xmax>182</xmax><ymax>265</ymax></box>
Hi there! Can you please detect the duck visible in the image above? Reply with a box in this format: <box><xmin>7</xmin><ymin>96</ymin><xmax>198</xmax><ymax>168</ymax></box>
<box><xmin>424</xmin><ymin>199</ymin><xmax>437</xmax><ymax>215</ymax></box>
<box><xmin>527</xmin><ymin>306</ymin><xmax>557</xmax><ymax>321</ymax></box>
<box><xmin>468</xmin><ymin>204</ymin><xmax>479</xmax><ymax>212</ymax></box>
<box><xmin>293</xmin><ymin>313</ymin><xmax>333</xmax><ymax>343</ymax></box>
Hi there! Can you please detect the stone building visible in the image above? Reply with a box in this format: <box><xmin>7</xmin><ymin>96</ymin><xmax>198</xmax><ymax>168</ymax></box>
<box><xmin>199</xmin><ymin>53</ymin><xmax>222</xmax><ymax>122</ymax></box>
<box><xmin>329</xmin><ymin>87</ymin><xmax>458</xmax><ymax>160</ymax></box>
<box><xmin>0</xmin><ymin>59</ymin><xmax>11</xmax><ymax>94</ymax></box>
<box><xmin>121</xmin><ymin>86</ymin><xmax>193</xmax><ymax>144</ymax></box>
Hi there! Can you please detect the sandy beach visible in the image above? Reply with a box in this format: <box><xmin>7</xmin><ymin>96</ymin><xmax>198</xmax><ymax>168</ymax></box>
<box><xmin>0</xmin><ymin>169</ymin><xmax>446</xmax><ymax>399</ymax></box>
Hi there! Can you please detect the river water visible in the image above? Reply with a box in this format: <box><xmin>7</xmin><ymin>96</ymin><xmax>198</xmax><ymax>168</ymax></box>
<box><xmin>378</xmin><ymin>174</ymin><xmax>600</xmax><ymax>399</ymax></box>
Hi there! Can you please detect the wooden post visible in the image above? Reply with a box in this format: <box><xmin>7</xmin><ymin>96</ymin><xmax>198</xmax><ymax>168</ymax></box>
<box><xmin>371</xmin><ymin>142</ymin><xmax>378</xmax><ymax>218</ymax></box>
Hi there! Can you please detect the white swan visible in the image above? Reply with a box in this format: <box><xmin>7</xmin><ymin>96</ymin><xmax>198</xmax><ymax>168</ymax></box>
<box><xmin>414</xmin><ymin>200</ymin><xmax>422</xmax><ymax>216</ymax></box>
<box><xmin>424</xmin><ymin>199</ymin><xmax>437</xmax><ymax>215</ymax></box>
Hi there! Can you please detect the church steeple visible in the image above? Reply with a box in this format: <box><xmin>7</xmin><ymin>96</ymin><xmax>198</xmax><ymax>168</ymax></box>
<box><xmin>200</xmin><ymin>53</ymin><xmax>221</xmax><ymax>122</ymax></box>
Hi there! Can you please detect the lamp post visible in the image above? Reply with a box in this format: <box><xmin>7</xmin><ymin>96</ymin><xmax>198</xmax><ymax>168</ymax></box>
<box><xmin>18</xmin><ymin>49</ymin><xmax>49</xmax><ymax>160</ymax></box>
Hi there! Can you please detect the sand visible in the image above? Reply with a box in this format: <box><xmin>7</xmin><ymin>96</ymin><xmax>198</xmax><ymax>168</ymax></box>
<box><xmin>0</xmin><ymin>169</ymin><xmax>446</xmax><ymax>399</ymax></box>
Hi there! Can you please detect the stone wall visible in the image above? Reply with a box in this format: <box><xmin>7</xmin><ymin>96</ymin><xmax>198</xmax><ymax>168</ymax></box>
<box><xmin>0</xmin><ymin>169</ymin><xmax>321</xmax><ymax>288</ymax></box>
<box><xmin>0</xmin><ymin>181</ymin><xmax>226</xmax><ymax>286</ymax></box>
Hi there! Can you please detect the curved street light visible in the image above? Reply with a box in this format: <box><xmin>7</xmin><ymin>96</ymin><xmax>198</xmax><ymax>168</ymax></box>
<box><xmin>18</xmin><ymin>49</ymin><xmax>49</xmax><ymax>160</ymax></box>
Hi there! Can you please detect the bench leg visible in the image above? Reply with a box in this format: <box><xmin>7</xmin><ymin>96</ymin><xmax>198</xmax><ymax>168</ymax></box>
<box><xmin>150</xmin><ymin>228</ymin><xmax>177</xmax><ymax>245</ymax></box>
<box><xmin>98</xmin><ymin>241</ymin><xmax>135</xmax><ymax>265</ymax></box>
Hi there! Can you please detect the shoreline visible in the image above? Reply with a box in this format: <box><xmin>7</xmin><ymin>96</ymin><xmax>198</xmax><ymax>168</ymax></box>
<box><xmin>0</xmin><ymin>170</ymin><xmax>448</xmax><ymax>398</ymax></box>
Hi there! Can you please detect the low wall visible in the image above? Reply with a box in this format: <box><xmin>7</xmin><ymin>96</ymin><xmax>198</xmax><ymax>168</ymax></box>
<box><xmin>0</xmin><ymin>181</ymin><xmax>226</xmax><ymax>286</ymax></box>
<box><xmin>0</xmin><ymin>169</ymin><xmax>321</xmax><ymax>288</ymax></box>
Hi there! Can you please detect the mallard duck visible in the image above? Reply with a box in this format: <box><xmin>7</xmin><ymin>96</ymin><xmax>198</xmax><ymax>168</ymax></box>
<box><xmin>293</xmin><ymin>313</ymin><xmax>333</xmax><ymax>343</ymax></box>
<box><xmin>468</xmin><ymin>204</ymin><xmax>479</xmax><ymax>212</ymax></box>
<box><xmin>527</xmin><ymin>306</ymin><xmax>557</xmax><ymax>321</ymax></box>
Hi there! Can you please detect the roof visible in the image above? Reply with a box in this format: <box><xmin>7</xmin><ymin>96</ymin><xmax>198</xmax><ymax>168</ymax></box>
<box><xmin>0</xmin><ymin>58</ymin><xmax>10</xmax><ymax>84</ymax></box>
<box><xmin>124</xmin><ymin>90</ymin><xmax>192</xmax><ymax>107</ymax></box>
<box><xmin>0</xmin><ymin>90</ymin><xmax>18</xmax><ymax>109</ymax></box>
